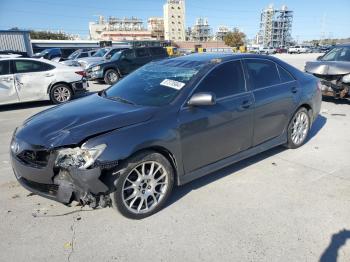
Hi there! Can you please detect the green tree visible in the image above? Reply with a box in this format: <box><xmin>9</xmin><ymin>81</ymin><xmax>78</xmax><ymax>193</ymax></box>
<box><xmin>223</xmin><ymin>28</ymin><xmax>246</xmax><ymax>48</ymax></box>
<box><xmin>30</xmin><ymin>31</ymin><xmax>73</xmax><ymax>40</ymax></box>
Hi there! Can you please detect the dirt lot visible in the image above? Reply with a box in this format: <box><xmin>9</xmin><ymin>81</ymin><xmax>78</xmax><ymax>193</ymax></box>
<box><xmin>1</xmin><ymin>53</ymin><xmax>350</xmax><ymax>262</ymax></box>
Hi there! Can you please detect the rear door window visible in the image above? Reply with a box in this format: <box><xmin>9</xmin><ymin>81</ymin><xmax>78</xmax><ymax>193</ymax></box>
<box><xmin>245</xmin><ymin>59</ymin><xmax>280</xmax><ymax>89</ymax></box>
<box><xmin>277</xmin><ymin>64</ymin><xmax>294</xmax><ymax>83</ymax></box>
<box><xmin>14</xmin><ymin>60</ymin><xmax>55</xmax><ymax>73</ymax></box>
<box><xmin>0</xmin><ymin>60</ymin><xmax>10</xmax><ymax>75</ymax></box>
<box><xmin>136</xmin><ymin>48</ymin><xmax>150</xmax><ymax>57</ymax></box>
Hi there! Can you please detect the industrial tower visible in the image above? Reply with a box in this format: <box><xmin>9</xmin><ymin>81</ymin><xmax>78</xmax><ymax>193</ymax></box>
<box><xmin>258</xmin><ymin>5</ymin><xmax>293</xmax><ymax>47</ymax></box>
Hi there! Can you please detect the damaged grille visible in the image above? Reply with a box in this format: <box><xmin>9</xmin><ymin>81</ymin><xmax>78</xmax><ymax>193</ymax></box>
<box><xmin>17</xmin><ymin>150</ymin><xmax>50</xmax><ymax>168</ymax></box>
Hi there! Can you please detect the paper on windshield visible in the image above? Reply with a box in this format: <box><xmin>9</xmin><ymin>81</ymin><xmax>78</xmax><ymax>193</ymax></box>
<box><xmin>160</xmin><ymin>79</ymin><xmax>186</xmax><ymax>90</ymax></box>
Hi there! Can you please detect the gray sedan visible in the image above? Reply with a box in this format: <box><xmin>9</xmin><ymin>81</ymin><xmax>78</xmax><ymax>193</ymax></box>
<box><xmin>10</xmin><ymin>53</ymin><xmax>321</xmax><ymax>219</ymax></box>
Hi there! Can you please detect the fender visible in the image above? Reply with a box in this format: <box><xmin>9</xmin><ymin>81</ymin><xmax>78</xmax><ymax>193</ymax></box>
<box><xmin>82</xmin><ymin>114</ymin><xmax>185</xmax><ymax>185</ymax></box>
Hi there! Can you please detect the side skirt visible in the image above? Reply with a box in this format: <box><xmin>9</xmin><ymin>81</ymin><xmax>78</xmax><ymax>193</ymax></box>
<box><xmin>179</xmin><ymin>133</ymin><xmax>287</xmax><ymax>185</ymax></box>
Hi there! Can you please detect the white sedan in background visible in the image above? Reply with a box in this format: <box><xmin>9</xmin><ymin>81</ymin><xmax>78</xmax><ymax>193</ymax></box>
<box><xmin>0</xmin><ymin>58</ymin><xmax>88</xmax><ymax>105</ymax></box>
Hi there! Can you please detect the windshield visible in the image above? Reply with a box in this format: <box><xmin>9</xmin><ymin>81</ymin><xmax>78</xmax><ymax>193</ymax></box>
<box><xmin>92</xmin><ymin>48</ymin><xmax>108</xmax><ymax>57</ymax></box>
<box><xmin>105</xmin><ymin>60</ymin><xmax>204</xmax><ymax>106</ymax></box>
<box><xmin>38</xmin><ymin>49</ymin><xmax>49</xmax><ymax>56</ymax></box>
<box><xmin>111</xmin><ymin>51</ymin><xmax>122</xmax><ymax>61</ymax></box>
<box><xmin>68</xmin><ymin>50</ymin><xmax>79</xmax><ymax>60</ymax></box>
<box><xmin>321</xmin><ymin>47</ymin><xmax>350</xmax><ymax>62</ymax></box>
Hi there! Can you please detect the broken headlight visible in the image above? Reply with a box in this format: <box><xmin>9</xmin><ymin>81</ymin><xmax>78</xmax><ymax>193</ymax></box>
<box><xmin>55</xmin><ymin>144</ymin><xmax>106</xmax><ymax>169</ymax></box>
<box><xmin>342</xmin><ymin>74</ymin><xmax>350</xmax><ymax>83</ymax></box>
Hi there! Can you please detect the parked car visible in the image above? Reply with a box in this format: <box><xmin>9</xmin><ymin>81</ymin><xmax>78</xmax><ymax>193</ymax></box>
<box><xmin>0</xmin><ymin>50</ymin><xmax>27</xmax><ymax>58</ymax></box>
<box><xmin>259</xmin><ymin>47</ymin><xmax>276</xmax><ymax>55</ymax></box>
<box><xmin>288</xmin><ymin>46</ymin><xmax>309</xmax><ymax>54</ymax></box>
<box><xmin>77</xmin><ymin>46</ymin><xmax>130</xmax><ymax>69</ymax></box>
<box><xmin>86</xmin><ymin>46</ymin><xmax>169</xmax><ymax>84</ymax></box>
<box><xmin>32</xmin><ymin>48</ymin><xmax>62</xmax><ymax>60</ymax></box>
<box><xmin>0</xmin><ymin>58</ymin><xmax>88</xmax><ymax>105</ymax></box>
<box><xmin>305</xmin><ymin>44</ymin><xmax>350</xmax><ymax>99</ymax></box>
<box><xmin>60</xmin><ymin>49</ymin><xmax>97</xmax><ymax>66</ymax></box>
<box><xmin>276</xmin><ymin>47</ymin><xmax>288</xmax><ymax>54</ymax></box>
<box><xmin>10</xmin><ymin>53</ymin><xmax>322</xmax><ymax>219</ymax></box>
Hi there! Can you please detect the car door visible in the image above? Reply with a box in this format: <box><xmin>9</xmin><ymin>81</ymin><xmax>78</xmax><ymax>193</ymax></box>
<box><xmin>178</xmin><ymin>60</ymin><xmax>254</xmax><ymax>173</ymax></box>
<box><xmin>134</xmin><ymin>48</ymin><xmax>152</xmax><ymax>68</ymax></box>
<box><xmin>0</xmin><ymin>60</ymin><xmax>19</xmax><ymax>104</ymax></box>
<box><xmin>118</xmin><ymin>49</ymin><xmax>137</xmax><ymax>75</ymax></box>
<box><xmin>243</xmin><ymin>58</ymin><xmax>300</xmax><ymax>146</ymax></box>
<box><xmin>13</xmin><ymin>60</ymin><xmax>55</xmax><ymax>102</ymax></box>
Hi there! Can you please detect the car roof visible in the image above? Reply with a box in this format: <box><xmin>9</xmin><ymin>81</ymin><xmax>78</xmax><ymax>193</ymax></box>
<box><xmin>336</xmin><ymin>43</ymin><xmax>350</xmax><ymax>47</ymax></box>
<box><xmin>0</xmin><ymin>57</ymin><xmax>66</xmax><ymax>67</ymax></box>
<box><xmin>170</xmin><ymin>53</ymin><xmax>283</xmax><ymax>63</ymax></box>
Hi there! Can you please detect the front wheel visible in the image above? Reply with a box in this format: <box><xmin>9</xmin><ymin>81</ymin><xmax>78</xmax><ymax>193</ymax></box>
<box><xmin>104</xmin><ymin>69</ymin><xmax>119</xmax><ymax>85</ymax></box>
<box><xmin>111</xmin><ymin>151</ymin><xmax>174</xmax><ymax>219</ymax></box>
<box><xmin>50</xmin><ymin>84</ymin><xmax>73</xmax><ymax>104</ymax></box>
<box><xmin>285</xmin><ymin>107</ymin><xmax>310</xmax><ymax>149</ymax></box>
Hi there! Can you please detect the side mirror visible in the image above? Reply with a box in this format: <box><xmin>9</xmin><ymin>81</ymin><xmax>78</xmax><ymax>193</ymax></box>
<box><xmin>188</xmin><ymin>92</ymin><xmax>216</xmax><ymax>106</ymax></box>
<box><xmin>316</xmin><ymin>55</ymin><xmax>323</xmax><ymax>61</ymax></box>
<box><xmin>106</xmin><ymin>54</ymin><xmax>111</xmax><ymax>60</ymax></box>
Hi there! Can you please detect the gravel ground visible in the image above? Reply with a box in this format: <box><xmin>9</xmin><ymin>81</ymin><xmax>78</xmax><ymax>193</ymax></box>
<box><xmin>1</xmin><ymin>53</ymin><xmax>350</xmax><ymax>262</ymax></box>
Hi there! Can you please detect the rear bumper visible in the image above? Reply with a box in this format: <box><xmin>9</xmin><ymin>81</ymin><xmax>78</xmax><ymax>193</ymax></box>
<box><xmin>71</xmin><ymin>78</ymin><xmax>89</xmax><ymax>93</ymax></box>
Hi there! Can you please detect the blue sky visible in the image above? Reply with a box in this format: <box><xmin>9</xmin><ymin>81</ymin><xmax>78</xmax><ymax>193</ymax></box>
<box><xmin>0</xmin><ymin>0</ymin><xmax>349</xmax><ymax>41</ymax></box>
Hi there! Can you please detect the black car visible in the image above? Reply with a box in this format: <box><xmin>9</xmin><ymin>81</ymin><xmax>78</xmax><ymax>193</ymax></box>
<box><xmin>11</xmin><ymin>54</ymin><xmax>322</xmax><ymax>219</ymax></box>
<box><xmin>32</xmin><ymin>48</ymin><xmax>62</xmax><ymax>60</ymax></box>
<box><xmin>86</xmin><ymin>47</ymin><xmax>168</xmax><ymax>84</ymax></box>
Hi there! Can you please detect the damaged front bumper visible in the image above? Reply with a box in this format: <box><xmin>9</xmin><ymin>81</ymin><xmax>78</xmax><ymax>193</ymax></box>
<box><xmin>10</xmin><ymin>145</ymin><xmax>115</xmax><ymax>208</ymax></box>
<box><xmin>315</xmin><ymin>76</ymin><xmax>350</xmax><ymax>98</ymax></box>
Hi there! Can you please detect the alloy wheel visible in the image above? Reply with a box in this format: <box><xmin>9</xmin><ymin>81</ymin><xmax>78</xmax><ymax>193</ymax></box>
<box><xmin>107</xmin><ymin>71</ymin><xmax>118</xmax><ymax>83</ymax></box>
<box><xmin>122</xmin><ymin>161</ymin><xmax>169</xmax><ymax>214</ymax></box>
<box><xmin>291</xmin><ymin>111</ymin><xmax>309</xmax><ymax>145</ymax></box>
<box><xmin>53</xmin><ymin>86</ymin><xmax>71</xmax><ymax>102</ymax></box>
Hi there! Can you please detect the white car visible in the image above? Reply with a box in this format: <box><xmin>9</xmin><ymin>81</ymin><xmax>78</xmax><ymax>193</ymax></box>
<box><xmin>259</xmin><ymin>47</ymin><xmax>276</xmax><ymax>55</ymax></box>
<box><xmin>288</xmin><ymin>46</ymin><xmax>309</xmax><ymax>54</ymax></box>
<box><xmin>0</xmin><ymin>58</ymin><xmax>88</xmax><ymax>105</ymax></box>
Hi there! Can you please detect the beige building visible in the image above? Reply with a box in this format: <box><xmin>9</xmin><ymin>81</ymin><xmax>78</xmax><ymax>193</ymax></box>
<box><xmin>163</xmin><ymin>0</ymin><xmax>186</xmax><ymax>41</ymax></box>
<box><xmin>148</xmin><ymin>17</ymin><xmax>165</xmax><ymax>40</ymax></box>
<box><xmin>89</xmin><ymin>16</ymin><xmax>152</xmax><ymax>41</ymax></box>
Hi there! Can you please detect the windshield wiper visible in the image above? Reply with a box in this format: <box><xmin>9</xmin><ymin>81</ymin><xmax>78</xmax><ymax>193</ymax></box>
<box><xmin>109</xmin><ymin>96</ymin><xmax>136</xmax><ymax>105</ymax></box>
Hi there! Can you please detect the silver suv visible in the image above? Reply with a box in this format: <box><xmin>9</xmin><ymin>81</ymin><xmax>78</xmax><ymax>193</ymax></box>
<box><xmin>77</xmin><ymin>46</ymin><xmax>130</xmax><ymax>69</ymax></box>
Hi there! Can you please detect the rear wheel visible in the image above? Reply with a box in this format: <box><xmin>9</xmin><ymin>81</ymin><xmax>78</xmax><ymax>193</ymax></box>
<box><xmin>286</xmin><ymin>107</ymin><xmax>310</xmax><ymax>149</ymax></box>
<box><xmin>50</xmin><ymin>84</ymin><xmax>73</xmax><ymax>104</ymax></box>
<box><xmin>104</xmin><ymin>69</ymin><xmax>119</xmax><ymax>85</ymax></box>
<box><xmin>111</xmin><ymin>151</ymin><xmax>174</xmax><ymax>219</ymax></box>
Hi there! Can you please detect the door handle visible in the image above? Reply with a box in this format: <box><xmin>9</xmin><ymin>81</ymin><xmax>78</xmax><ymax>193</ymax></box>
<box><xmin>291</xmin><ymin>87</ymin><xmax>298</xmax><ymax>93</ymax></box>
<box><xmin>241</xmin><ymin>100</ymin><xmax>253</xmax><ymax>109</ymax></box>
<box><xmin>0</xmin><ymin>77</ymin><xmax>13</xmax><ymax>82</ymax></box>
<box><xmin>44</xmin><ymin>73</ymin><xmax>54</xmax><ymax>77</ymax></box>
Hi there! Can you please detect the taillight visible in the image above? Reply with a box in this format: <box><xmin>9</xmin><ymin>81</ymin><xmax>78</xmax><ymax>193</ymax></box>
<box><xmin>75</xmin><ymin>71</ymin><xmax>86</xmax><ymax>77</ymax></box>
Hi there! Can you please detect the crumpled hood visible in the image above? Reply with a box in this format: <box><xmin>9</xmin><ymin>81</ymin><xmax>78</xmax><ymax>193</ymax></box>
<box><xmin>15</xmin><ymin>94</ymin><xmax>156</xmax><ymax>148</ymax></box>
<box><xmin>305</xmin><ymin>61</ymin><xmax>350</xmax><ymax>75</ymax></box>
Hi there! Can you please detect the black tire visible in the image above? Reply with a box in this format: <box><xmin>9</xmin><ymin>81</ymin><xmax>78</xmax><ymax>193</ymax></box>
<box><xmin>111</xmin><ymin>151</ymin><xmax>175</xmax><ymax>219</ymax></box>
<box><xmin>49</xmin><ymin>84</ymin><xmax>73</xmax><ymax>104</ymax></box>
<box><xmin>285</xmin><ymin>107</ymin><xmax>310</xmax><ymax>149</ymax></box>
<box><xmin>104</xmin><ymin>69</ymin><xmax>119</xmax><ymax>85</ymax></box>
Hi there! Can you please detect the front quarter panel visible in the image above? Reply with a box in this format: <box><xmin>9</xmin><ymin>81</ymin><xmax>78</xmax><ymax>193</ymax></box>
<box><xmin>82</xmin><ymin>109</ymin><xmax>184</xmax><ymax>181</ymax></box>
